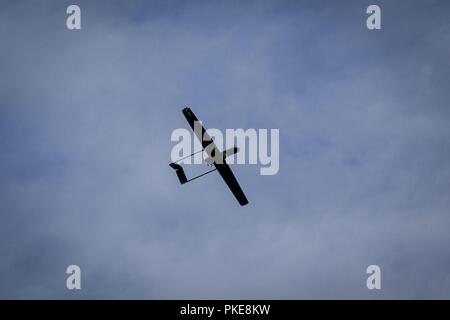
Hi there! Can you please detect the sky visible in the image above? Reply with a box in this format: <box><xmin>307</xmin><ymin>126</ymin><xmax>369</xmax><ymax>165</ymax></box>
<box><xmin>0</xmin><ymin>0</ymin><xmax>450</xmax><ymax>299</ymax></box>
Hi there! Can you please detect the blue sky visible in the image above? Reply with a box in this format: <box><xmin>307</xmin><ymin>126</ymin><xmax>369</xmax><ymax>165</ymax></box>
<box><xmin>0</xmin><ymin>0</ymin><xmax>450</xmax><ymax>298</ymax></box>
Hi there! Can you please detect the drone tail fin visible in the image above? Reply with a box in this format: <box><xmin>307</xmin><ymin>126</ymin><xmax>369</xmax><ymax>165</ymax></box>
<box><xmin>169</xmin><ymin>163</ymin><xmax>188</xmax><ymax>184</ymax></box>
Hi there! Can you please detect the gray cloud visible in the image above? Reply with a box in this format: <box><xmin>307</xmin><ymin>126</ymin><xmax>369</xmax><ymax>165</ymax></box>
<box><xmin>0</xmin><ymin>0</ymin><xmax>449</xmax><ymax>299</ymax></box>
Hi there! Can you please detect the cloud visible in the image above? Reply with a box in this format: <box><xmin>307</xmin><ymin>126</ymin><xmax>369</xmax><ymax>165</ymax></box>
<box><xmin>0</xmin><ymin>0</ymin><xmax>450</xmax><ymax>299</ymax></box>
